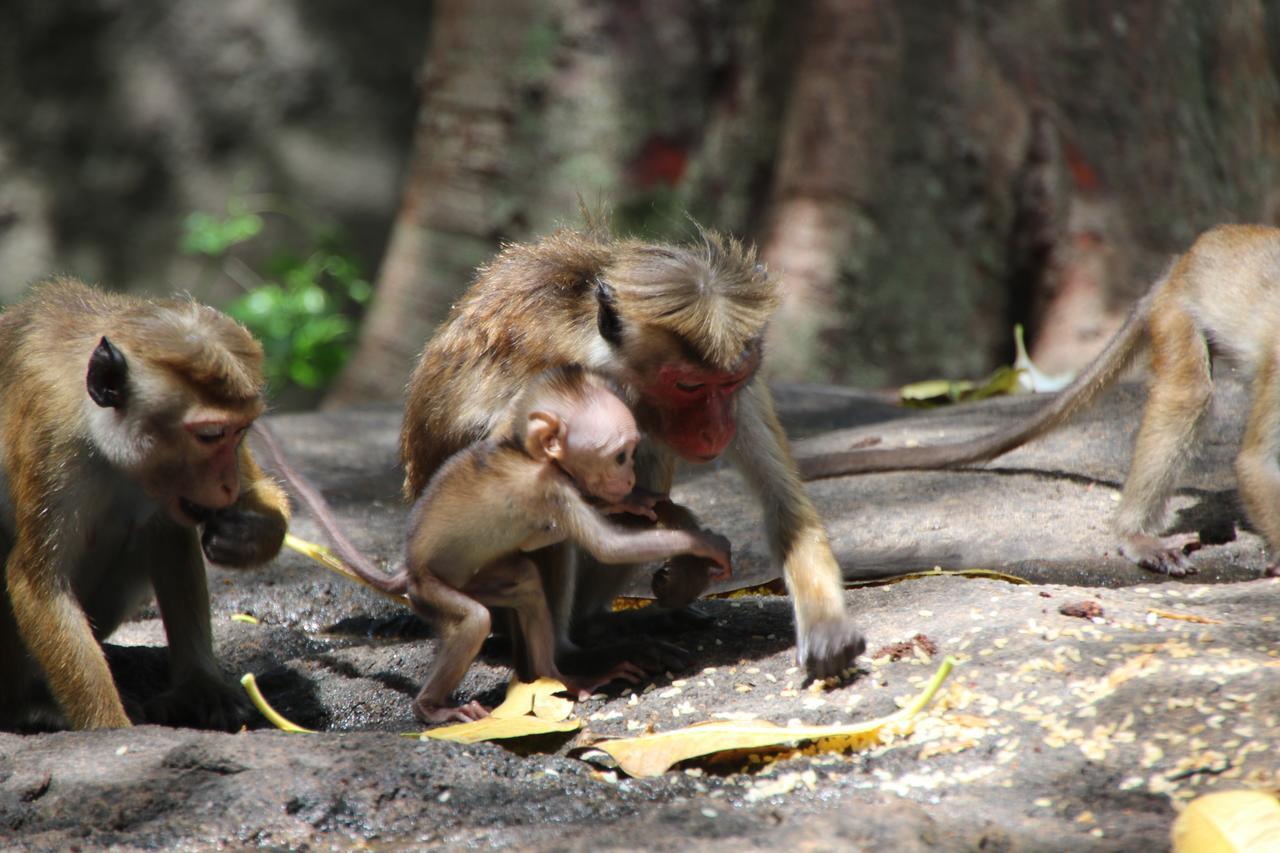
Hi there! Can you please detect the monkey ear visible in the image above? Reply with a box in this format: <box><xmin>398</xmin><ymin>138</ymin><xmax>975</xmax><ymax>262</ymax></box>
<box><xmin>86</xmin><ymin>336</ymin><xmax>129</xmax><ymax>409</ymax></box>
<box><xmin>526</xmin><ymin>411</ymin><xmax>565</xmax><ymax>460</ymax></box>
<box><xmin>595</xmin><ymin>278</ymin><xmax>623</xmax><ymax>346</ymax></box>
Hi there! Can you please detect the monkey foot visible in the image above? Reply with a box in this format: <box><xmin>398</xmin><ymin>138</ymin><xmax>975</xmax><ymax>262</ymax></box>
<box><xmin>414</xmin><ymin>700</ymin><xmax>489</xmax><ymax>724</ymax></box>
<box><xmin>144</xmin><ymin>672</ymin><xmax>255</xmax><ymax>732</ymax></box>
<box><xmin>559</xmin><ymin>639</ymin><xmax>692</xmax><ymax>678</ymax></box>
<box><xmin>561</xmin><ymin>661</ymin><xmax>647</xmax><ymax>698</ymax></box>
<box><xmin>1119</xmin><ymin>533</ymin><xmax>1201</xmax><ymax>577</ymax></box>
<box><xmin>798</xmin><ymin>616</ymin><xmax>866</xmax><ymax>680</ymax></box>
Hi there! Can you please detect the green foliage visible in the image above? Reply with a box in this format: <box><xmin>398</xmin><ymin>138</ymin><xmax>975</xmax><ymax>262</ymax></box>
<box><xmin>181</xmin><ymin>205</ymin><xmax>264</xmax><ymax>256</ymax></box>
<box><xmin>181</xmin><ymin>200</ymin><xmax>371</xmax><ymax>392</ymax></box>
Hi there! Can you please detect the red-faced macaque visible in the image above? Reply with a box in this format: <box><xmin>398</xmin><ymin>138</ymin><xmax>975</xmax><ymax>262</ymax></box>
<box><xmin>261</xmin><ymin>366</ymin><xmax>731</xmax><ymax>722</ymax></box>
<box><xmin>399</xmin><ymin>227</ymin><xmax>866</xmax><ymax>679</ymax></box>
<box><xmin>0</xmin><ymin>277</ymin><xmax>289</xmax><ymax>731</ymax></box>
<box><xmin>801</xmin><ymin>224</ymin><xmax>1280</xmax><ymax>577</ymax></box>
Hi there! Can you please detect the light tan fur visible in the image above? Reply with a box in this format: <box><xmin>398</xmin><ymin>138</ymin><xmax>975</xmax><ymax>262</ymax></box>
<box><xmin>0</xmin><ymin>277</ymin><xmax>289</xmax><ymax>731</ymax></box>
<box><xmin>802</xmin><ymin>224</ymin><xmax>1280</xmax><ymax>576</ymax></box>
<box><xmin>269</xmin><ymin>366</ymin><xmax>730</xmax><ymax>722</ymax></box>
<box><xmin>401</xmin><ymin>227</ymin><xmax>864</xmax><ymax>680</ymax></box>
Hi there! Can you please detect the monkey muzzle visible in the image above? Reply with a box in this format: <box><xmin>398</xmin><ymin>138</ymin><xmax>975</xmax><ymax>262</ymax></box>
<box><xmin>175</xmin><ymin>497</ymin><xmax>216</xmax><ymax>527</ymax></box>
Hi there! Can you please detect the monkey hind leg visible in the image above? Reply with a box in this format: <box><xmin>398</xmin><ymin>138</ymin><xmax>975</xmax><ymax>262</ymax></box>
<box><xmin>1233</xmin><ymin>348</ymin><xmax>1280</xmax><ymax>569</ymax></box>
<box><xmin>407</xmin><ymin>575</ymin><xmax>492</xmax><ymax>724</ymax></box>
<box><xmin>1113</xmin><ymin>305</ymin><xmax>1213</xmax><ymax>576</ymax></box>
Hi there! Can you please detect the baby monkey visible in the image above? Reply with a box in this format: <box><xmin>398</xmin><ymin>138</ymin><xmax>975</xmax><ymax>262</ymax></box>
<box><xmin>262</xmin><ymin>366</ymin><xmax>731</xmax><ymax>723</ymax></box>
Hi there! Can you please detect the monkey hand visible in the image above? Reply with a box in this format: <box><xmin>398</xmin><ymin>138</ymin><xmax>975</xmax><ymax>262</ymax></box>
<box><xmin>200</xmin><ymin>505</ymin><xmax>288</xmax><ymax>568</ymax></box>
<box><xmin>797</xmin><ymin>616</ymin><xmax>866</xmax><ymax>680</ymax></box>
<box><xmin>144</xmin><ymin>669</ymin><xmax>255</xmax><ymax>732</ymax></box>
<box><xmin>652</xmin><ymin>553</ymin><xmax>714</xmax><ymax>608</ymax></box>
<box><xmin>601</xmin><ymin>488</ymin><xmax>667</xmax><ymax>521</ymax></box>
<box><xmin>692</xmin><ymin>531</ymin><xmax>732</xmax><ymax>581</ymax></box>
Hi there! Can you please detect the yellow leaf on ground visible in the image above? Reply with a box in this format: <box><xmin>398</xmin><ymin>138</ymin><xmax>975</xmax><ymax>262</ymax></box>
<box><xmin>413</xmin><ymin>678</ymin><xmax>582</xmax><ymax>744</ymax></box>
<box><xmin>240</xmin><ymin>673</ymin><xmax>315</xmax><ymax>734</ymax></box>
<box><xmin>1149</xmin><ymin>608</ymin><xmax>1222</xmax><ymax>625</ymax></box>
<box><xmin>846</xmin><ymin>567</ymin><xmax>1031</xmax><ymax>588</ymax></box>
<box><xmin>491</xmin><ymin>677</ymin><xmax>575</xmax><ymax>722</ymax></box>
<box><xmin>1172</xmin><ymin>790</ymin><xmax>1280</xmax><ymax>852</ymax></box>
<box><xmin>590</xmin><ymin>657</ymin><xmax>956</xmax><ymax>777</ymax></box>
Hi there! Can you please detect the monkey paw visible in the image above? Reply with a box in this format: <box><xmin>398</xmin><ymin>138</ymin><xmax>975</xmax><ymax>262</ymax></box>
<box><xmin>1119</xmin><ymin>533</ymin><xmax>1200</xmax><ymax>577</ymax></box>
<box><xmin>414</xmin><ymin>699</ymin><xmax>489</xmax><ymax>724</ymax></box>
<box><xmin>201</xmin><ymin>507</ymin><xmax>287</xmax><ymax>567</ymax></box>
<box><xmin>651</xmin><ymin>557</ymin><xmax>713</xmax><ymax>609</ymax></box>
<box><xmin>144</xmin><ymin>672</ymin><xmax>254</xmax><ymax>732</ymax></box>
<box><xmin>798</xmin><ymin>616</ymin><xmax>866</xmax><ymax>680</ymax></box>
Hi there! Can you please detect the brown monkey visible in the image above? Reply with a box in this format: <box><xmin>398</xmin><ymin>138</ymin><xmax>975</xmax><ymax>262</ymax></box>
<box><xmin>261</xmin><ymin>366</ymin><xmax>731</xmax><ymax>722</ymax></box>
<box><xmin>800</xmin><ymin>224</ymin><xmax>1280</xmax><ymax>577</ymax></box>
<box><xmin>0</xmin><ymin>277</ymin><xmax>290</xmax><ymax>731</ymax></box>
<box><xmin>400</xmin><ymin>226</ymin><xmax>866</xmax><ymax>679</ymax></box>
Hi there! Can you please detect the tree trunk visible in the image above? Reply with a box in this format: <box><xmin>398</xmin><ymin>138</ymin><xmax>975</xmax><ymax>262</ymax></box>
<box><xmin>326</xmin><ymin>0</ymin><xmax>544</xmax><ymax>406</ymax></box>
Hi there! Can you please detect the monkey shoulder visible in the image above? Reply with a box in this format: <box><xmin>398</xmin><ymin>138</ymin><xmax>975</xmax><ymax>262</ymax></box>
<box><xmin>416</xmin><ymin>441</ymin><xmax>548</xmax><ymax>538</ymax></box>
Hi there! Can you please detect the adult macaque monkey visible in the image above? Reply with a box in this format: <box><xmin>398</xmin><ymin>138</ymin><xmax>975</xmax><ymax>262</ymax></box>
<box><xmin>400</xmin><ymin>226</ymin><xmax>866</xmax><ymax>679</ymax></box>
<box><xmin>0</xmin><ymin>278</ymin><xmax>289</xmax><ymax>731</ymax></box>
<box><xmin>801</xmin><ymin>224</ymin><xmax>1280</xmax><ymax>577</ymax></box>
<box><xmin>261</xmin><ymin>366</ymin><xmax>731</xmax><ymax>722</ymax></box>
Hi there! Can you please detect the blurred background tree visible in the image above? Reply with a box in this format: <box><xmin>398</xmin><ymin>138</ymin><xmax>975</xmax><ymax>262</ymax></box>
<box><xmin>1</xmin><ymin>0</ymin><xmax>1277</xmax><ymax>407</ymax></box>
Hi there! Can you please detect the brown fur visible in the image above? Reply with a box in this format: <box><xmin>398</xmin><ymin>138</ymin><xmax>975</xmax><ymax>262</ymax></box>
<box><xmin>802</xmin><ymin>224</ymin><xmax>1280</xmax><ymax>576</ymax></box>
<box><xmin>264</xmin><ymin>368</ymin><xmax>729</xmax><ymax>722</ymax></box>
<box><xmin>0</xmin><ymin>277</ymin><xmax>289</xmax><ymax>731</ymax></box>
<box><xmin>401</xmin><ymin>227</ymin><xmax>863</xmax><ymax>680</ymax></box>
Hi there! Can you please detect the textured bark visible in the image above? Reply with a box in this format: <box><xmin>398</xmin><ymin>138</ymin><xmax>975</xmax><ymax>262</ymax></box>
<box><xmin>327</xmin><ymin>0</ymin><xmax>546</xmax><ymax>406</ymax></box>
<box><xmin>5</xmin><ymin>1</ymin><xmax>1279</xmax><ymax>395</ymax></box>
<box><xmin>760</xmin><ymin>0</ymin><xmax>901</xmax><ymax>381</ymax></box>
<box><xmin>332</xmin><ymin>0</ymin><xmax>802</xmax><ymax>404</ymax></box>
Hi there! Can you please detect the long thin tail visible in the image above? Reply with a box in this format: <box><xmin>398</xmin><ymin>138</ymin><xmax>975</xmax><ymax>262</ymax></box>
<box><xmin>251</xmin><ymin>421</ymin><xmax>408</xmax><ymax>595</ymax></box>
<box><xmin>799</xmin><ymin>285</ymin><xmax>1158</xmax><ymax>480</ymax></box>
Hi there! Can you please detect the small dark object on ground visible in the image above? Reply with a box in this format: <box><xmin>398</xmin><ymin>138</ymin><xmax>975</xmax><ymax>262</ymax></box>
<box><xmin>1058</xmin><ymin>600</ymin><xmax>1104</xmax><ymax>619</ymax></box>
<box><xmin>872</xmin><ymin>633</ymin><xmax>938</xmax><ymax>661</ymax></box>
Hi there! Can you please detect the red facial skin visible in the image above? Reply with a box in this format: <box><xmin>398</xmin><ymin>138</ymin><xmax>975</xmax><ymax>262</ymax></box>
<box><xmin>641</xmin><ymin>356</ymin><xmax>758</xmax><ymax>462</ymax></box>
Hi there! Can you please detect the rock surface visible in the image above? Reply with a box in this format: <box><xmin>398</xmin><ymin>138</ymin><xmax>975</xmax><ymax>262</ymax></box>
<box><xmin>2</xmin><ymin>381</ymin><xmax>1277</xmax><ymax>850</ymax></box>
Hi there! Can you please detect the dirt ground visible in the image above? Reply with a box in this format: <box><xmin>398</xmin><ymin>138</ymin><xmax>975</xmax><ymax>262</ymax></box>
<box><xmin>1</xmin><ymin>382</ymin><xmax>1277</xmax><ymax>850</ymax></box>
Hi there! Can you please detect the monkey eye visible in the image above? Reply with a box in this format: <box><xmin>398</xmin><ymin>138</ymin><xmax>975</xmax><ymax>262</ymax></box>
<box><xmin>193</xmin><ymin>426</ymin><xmax>228</xmax><ymax>445</ymax></box>
<box><xmin>674</xmin><ymin>381</ymin><xmax>705</xmax><ymax>394</ymax></box>
<box><xmin>615</xmin><ymin>451</ymin><xmax>627</xmax><ymax>465</ymax></box>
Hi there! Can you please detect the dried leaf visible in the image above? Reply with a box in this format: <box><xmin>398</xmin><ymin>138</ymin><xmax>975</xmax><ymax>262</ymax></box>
<box><xmin>413</xmin><ymin>678</ymin><xmax>581</xmax><ymax>744</ymax></box>
<box><xmin>1172</xmin><ymin>790</ymin><xmax>1280</xmax><ymax>852</ymax></box>
<box><xmin>1013</xmin><ymin>324</ymin><xmax>1074</xmax><ymax>393</ymax></box>
<box><xmin>899</xmin><ymin>325</ymin><xmax>1075</xmax><ymax>407</ymax></box>
<box><xmin>492</xmin><ymin>677</ymin><xmax>575</xmax><ymax>722</ymax></box>
<box><xmin>1149</xmin><ymin>608</ymin><xmax>1222</xmax><ymax>625</ymax></box>
<box><xmin>240</xmin><ymin>673</ymin><xmax>315</xmax><ymax>734</ymax></box>
<box><xmin>846</xmin><ymin>567</ymin><xmax>1030</xmax><ymax>588</ymax></box>
<box><xmin>612</xmin><ymin>577</ymin><xmax>789</xmax><ymax>611</ymax></box>
<box><xmin>588</xmin><ymin>657</ymin><xmax>956</xmax><ymax>777</ymax></box>
<box><xmin>230</xmin><ymin>613</ymin><xmax>259</xmax><ymax>624</ymax></box>
<box><xmin>419</xmin><ymin>714</ymin><xmax>581</xmax><ymax>744</ymax></box>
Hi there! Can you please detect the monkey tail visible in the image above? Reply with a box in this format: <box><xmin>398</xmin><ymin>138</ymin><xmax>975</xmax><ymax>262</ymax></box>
<box><xmin>799</xmin><ymin>285</ymin><xmax>1158</xmax><ymax>480</ymax></box>
<box><xmin>251</xmin><ymin>422</ymin><xmax>409</xmax><ymax>596</ymax></box>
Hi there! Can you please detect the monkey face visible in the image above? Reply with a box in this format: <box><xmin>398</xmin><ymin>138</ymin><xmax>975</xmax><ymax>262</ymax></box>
<box><xmin>559</xmin><ymin>393</ymin><xmax>640</xmax><ymax>504</ymax></box>
<box><xmin>85</xmin><ymin>335</ymin><xmax>261</xmax><ymax>527</ymax></box>
<box><xmin>638</xmin><ymin>355</ymin><xmax>758</xmax><ymax>463</ymax></box>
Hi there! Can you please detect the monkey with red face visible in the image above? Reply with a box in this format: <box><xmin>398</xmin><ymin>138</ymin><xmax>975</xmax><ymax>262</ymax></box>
<box><xmin>401</xmin><ymin>227</ymin><xmax>865</xmax><ymax>679</ymax></box>
<box><xmin>0</xmin><ymin>277</ymin><xmax>289</xmax><ymax>731</ymax></box>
